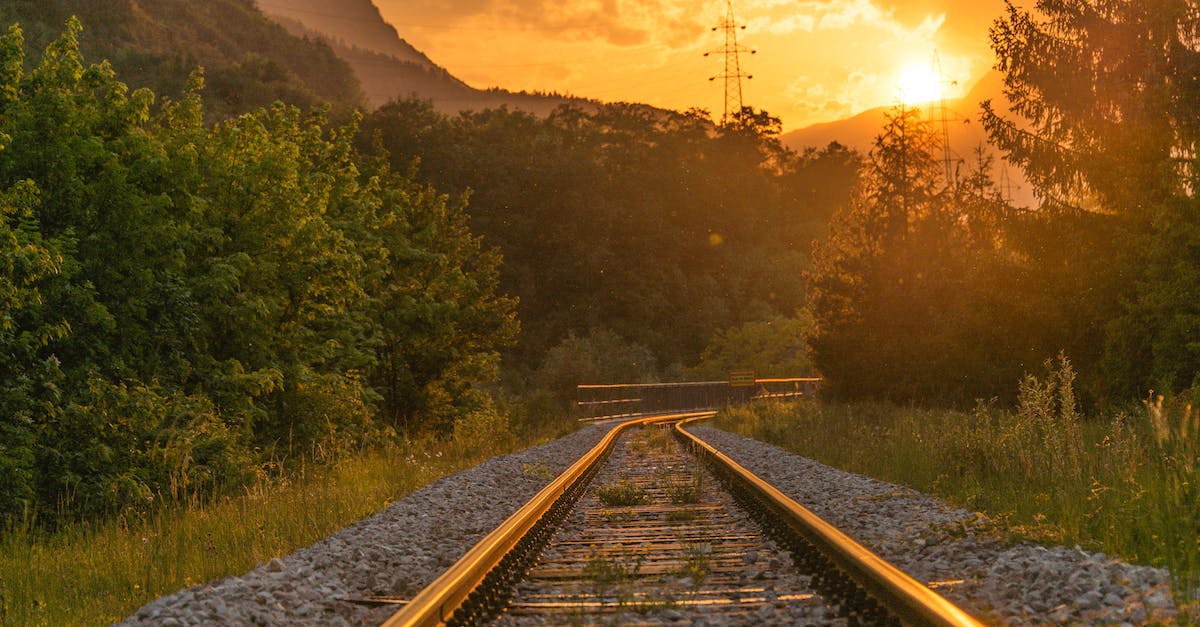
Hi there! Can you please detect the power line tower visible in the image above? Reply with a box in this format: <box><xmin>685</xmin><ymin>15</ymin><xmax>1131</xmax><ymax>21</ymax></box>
<box><xmin>705</xmin><ymin>0</ymin><xmax>755</xmax><ymax>124</ymax></box>
<box><xmin>932</xmin><ymin>51</ymin><xmax>958</xmax><ymax>191</ymax></box>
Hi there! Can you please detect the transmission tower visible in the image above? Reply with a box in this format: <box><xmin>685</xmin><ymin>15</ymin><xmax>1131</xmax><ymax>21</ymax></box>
<box><xmin>705</xmin><ymin>0</ymin><xmax>755</xmax><ymax>124</ymax></box>
<box><xmin>933</xmin><ymin>51</ymin><xmax>957</xmax><ymax>190</ymax></box>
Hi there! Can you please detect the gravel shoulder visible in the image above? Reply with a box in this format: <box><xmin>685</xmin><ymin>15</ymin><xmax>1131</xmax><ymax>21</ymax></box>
<box><xmin>122</xmin><ymin>424</ymin><xmax>612</xmax><ymax>626</ymax></box>
<box><xmin>123</xmin><ymin>420</ymin><xmax>1178</xmax><ymax>625</ymax></box>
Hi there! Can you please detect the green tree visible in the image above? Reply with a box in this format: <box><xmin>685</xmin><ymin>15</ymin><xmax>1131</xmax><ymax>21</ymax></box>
<box><xmin>984</xmin><ymin>0</ymin><xmax>1200</xmax><ymax>397</ymax></box>
<box><xmin>0</xmin><ymin>20</ymin><xmax>518</xmax><ymax>521</ymax></box>
<box><xmin>689</xmin><ymin>312</ymin><xmax>817</xmax><ymax>381</ymax></box>
<box><xmin>361</xmin><ymin>99</ymin><xmax>845</xmax><ymax>376</ymax></box>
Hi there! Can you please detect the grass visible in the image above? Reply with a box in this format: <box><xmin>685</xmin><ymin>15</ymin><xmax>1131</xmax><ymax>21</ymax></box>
<box><xmin>0</xmin><ymin>412</ymin><xmax>571</xmax><ymax>625</ymax></box>
<box><xmin>630</xmin><ymin>426</ymin><xmax>675</xmax><ymax>455</ymax></box>
<box><xmin>677</xmin><ymin>543</ymin><xmax>711</xmax><ymax>587</ymax></box>
<box><xmin>596</xmin><ymin>480</ymin><xmax>649</xmax><ymax>507</ymax></box>
<box><xmin>715</xmin><ymin>357</ymin><xmax>1199</xmax><ymax>619</ymax></box>
<box><xmin>665</xmin><ymin>472</ymin><xmax>705</xmax><ymax>505</ymax></box>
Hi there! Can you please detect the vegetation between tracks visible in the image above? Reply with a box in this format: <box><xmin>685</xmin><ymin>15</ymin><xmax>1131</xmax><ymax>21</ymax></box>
<box><xmin>0</xmin><ymin>410</ymin><xmax>567</xmax><ymax>625</ymax></box>
<box><xmin>717</xmin><ymin>357</ymin><xmax>1199</xmax><ymax>617</ymax></box>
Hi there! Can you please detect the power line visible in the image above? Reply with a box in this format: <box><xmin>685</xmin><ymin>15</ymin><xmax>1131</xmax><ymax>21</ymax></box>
<box><xmin>704</xmin><ymin>0</ymin><xmax>755</xmax><ymax>124</ymax></box>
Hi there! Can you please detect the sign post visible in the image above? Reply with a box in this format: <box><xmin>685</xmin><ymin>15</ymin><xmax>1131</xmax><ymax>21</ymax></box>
<box><xmin>728</xmin><ymin>370</ymin><xmax>756</xmax><ymax>388</ymax></box>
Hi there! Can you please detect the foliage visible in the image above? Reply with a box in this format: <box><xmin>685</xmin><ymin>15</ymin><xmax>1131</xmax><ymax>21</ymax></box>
<box><xmin>0</xmin><ymin>21</ymin><xmax>515</xmax><ymax>523</ymax></box>
<box><xmin>531</xmin><ymin>328</ymin><xmax>659</xmax><ymax>405</ymax></box>
<box><xmin>0</xmin><ymin>420</ymin><xmax>545</xmax><ymax>625</ymax></box>
<box><xmin>984</xmin><ymin>0</ymin><xmax>1200</xmax><ymax>399</ymax></box>
<box><xmin>688</xmin><ymin>312</ymin><xmax>817</xmax><ymax>380</ymax></box>
<box><xmin>596</xmin><ymin>480</ymin><xmax>649</xmax><ymax>507</ymax></box>
<box><xmin>361</xmin><ymin>99</ymin><xmax>860</xmax><ymax>373</ymax></box>
<box><xmin>806</xmin><ymin>105</ymin><xmax>1034</xmax><ymax>403</ymax></box>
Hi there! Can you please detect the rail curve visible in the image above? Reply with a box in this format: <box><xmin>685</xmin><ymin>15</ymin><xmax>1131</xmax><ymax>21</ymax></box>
<box><xmin>382</xmin><ymin>412</ymin><xmax>983</xmax><ymax>626</ymax></box>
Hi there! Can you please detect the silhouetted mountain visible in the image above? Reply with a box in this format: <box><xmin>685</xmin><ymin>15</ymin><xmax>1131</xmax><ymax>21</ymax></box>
<box><xmin>0</xmin><ymin>0</ymin><xmax>364</xmax><ymax>119</ymax></box>
<box><xmin>254</xmin><ymin>0</ymin><xmax>588</xmax><ymax>115</ymax></box>
<box><xmin>255</xmin><ymin>0</ymin><xmax>433</xmax><ymax>68</ymax></box>
<box><xmin>784</xmin><ymin>71</ymin><xmax>1002</xmax><ymax>153</ymax></box>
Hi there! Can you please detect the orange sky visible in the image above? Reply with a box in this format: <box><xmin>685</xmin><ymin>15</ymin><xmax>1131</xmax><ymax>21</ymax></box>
<box><xmin>374</xmin><ymin>0</ymin><xmax>1009</xmax><ymax>131</ymax></box>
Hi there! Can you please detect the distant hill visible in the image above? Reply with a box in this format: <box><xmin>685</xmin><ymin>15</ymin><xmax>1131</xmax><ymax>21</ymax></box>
<box><xmin>782</xmin><ymin>71</ymin><xmax>1034</xmax><ymax>206</ymax></box>
<box><xmin>783</xmin><ymin>71</ymin><xmax>1003</xmax><ymax>155</ymax></box>
<box><xmin>254</xmin><ymin>0</ymin><xmax>433</xmax><ymax>68</ymax></box>
<box><xmin>254</xmin><ymin>0</ymin><xmax>589</xmax><ymax>115</ymax></box>
<box><xmin>0</xmin><ymin>0</ymin><xmax>364</xmax><ymax>118</ymax></box>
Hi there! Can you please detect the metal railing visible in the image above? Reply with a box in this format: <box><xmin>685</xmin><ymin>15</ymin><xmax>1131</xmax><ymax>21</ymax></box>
<box><xmin>574</xmin><ymin>377</ymin><xmax>822</xmax><ymax>422</ymax></box>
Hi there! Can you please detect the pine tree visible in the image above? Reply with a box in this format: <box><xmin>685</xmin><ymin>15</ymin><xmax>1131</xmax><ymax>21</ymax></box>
<box><xmin>984</xmin><ymin>0</ymin><xmax>1200</xmax><ymax>395</ymax></box>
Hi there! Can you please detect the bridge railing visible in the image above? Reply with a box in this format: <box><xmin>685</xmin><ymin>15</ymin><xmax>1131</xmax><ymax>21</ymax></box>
<box><xmin>574</xmin><ymin>377</ymin><xmax>822</xmax><ymax>423</ymax></box>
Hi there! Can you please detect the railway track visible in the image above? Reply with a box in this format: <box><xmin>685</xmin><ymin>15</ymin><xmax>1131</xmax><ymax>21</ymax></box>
<box><xmin>383</xmin><ymin>413</ymin><xmax>983</xmax><ymax>626</ymax></box>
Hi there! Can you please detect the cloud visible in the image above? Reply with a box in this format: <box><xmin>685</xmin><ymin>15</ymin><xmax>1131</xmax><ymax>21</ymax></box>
<box><xmin>389</xmin><ymin>0</ymin><xmax>707</xmax><ymax>48</ymax></box>
<box><xmin>875</xmin><ymin>0</ymin><xmax>1006</xmax><ymax>51</ymax></box>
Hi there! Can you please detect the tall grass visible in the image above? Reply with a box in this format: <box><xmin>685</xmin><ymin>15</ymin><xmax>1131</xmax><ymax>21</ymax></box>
<box><xmin>0</xmin><ymin>407</ymin><xmax>568</xmax><ymax>625</ymax></box>
<box><xmin>717</xmin><ymin>357</ymin><xmax>1199</xmax><ymax>617</ymax></box>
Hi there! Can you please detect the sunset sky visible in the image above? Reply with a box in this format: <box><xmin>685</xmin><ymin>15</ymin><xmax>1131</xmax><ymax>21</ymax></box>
<box><xmin>374</xmin><ymin>0</ymin><xmax>1009</xmax><ymax>131</ymax></box>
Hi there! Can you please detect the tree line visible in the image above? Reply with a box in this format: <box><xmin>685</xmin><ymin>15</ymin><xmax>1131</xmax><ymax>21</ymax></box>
<box><xmin>8</xmin><ymin>0</ymin><xmax>1186</xmax><ymax>526</ymax></box>
<box><xmin>358</xmin><ymin>100</ymin><xmax>856</xmax><ymax>395</ymax></box>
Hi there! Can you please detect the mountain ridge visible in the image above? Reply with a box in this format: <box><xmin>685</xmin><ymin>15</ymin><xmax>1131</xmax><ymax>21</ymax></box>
<box><xmin>254</xmin><ymin>0</ymin><xmax>591</xmax><ymax>116</ymax></box>
<box><xmin>0</xmin><ymin>0</ymin><xmax>364</xmax><ymax>118</ymax></box>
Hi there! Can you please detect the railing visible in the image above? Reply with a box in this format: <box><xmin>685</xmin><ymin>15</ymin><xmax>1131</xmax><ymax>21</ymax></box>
<box><xmin>574</xmin><ymin>377</ymin><xmax>821</xmax><ymax>422</ymax></box>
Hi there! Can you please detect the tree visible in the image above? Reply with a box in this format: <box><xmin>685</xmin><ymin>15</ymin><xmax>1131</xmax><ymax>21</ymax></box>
<box><xmin>984</xmin><ymin>0</ymin><xmax>1200</xmax><ymax>396</ymax></box>
<box><xmin>807</xmin><ymin>105</ymin><xmax>1029</xmax><ymax>403</ymax></box>
<box><xmin>0</xmin><ymin>20</ymin><xmax>519</xmax><ymax>521</ymax></box>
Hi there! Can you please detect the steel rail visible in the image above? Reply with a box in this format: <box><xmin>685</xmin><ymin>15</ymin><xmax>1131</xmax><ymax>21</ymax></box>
<box><xmin>381</xmin><ymin>411</ymin><xmax>718</xmax><ymax>627</ymax></box>
<box><xmin>674</xmin><ymin>415</ymin><xmax>984</xmax><ymax>627</ymax></box>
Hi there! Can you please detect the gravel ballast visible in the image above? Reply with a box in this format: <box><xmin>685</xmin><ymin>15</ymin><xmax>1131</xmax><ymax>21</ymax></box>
<box><xmin>124</xmin><ymin>420</ymin><xmax>1179</xmax><ymax>625</ymax></box>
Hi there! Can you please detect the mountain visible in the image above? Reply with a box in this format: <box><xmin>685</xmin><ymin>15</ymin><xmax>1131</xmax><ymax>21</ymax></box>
<box><xmin>0</xmin><ymin>0</ymin><xmax>364</xmax><ymax>118</ymax></box>
<box><xmin>254</xmin><ymin>0</ymin><xmax>586</xmax><ymax>116</ymax></box>
<box><xmin>783</xmin><ymin>71</ymin><xmax>1002</xmax><ymax>155</ymax></box>
<box><xmin>254</xmin><ymin>0</ymin><xmax>433</xmax><ymax>68</ymax></box>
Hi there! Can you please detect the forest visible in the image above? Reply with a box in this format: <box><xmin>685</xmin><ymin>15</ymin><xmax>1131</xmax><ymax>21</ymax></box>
<box><xmin>2</xmin><ymin>0</ymin><xmax>1200</xmax><ymax>532</ymax></box>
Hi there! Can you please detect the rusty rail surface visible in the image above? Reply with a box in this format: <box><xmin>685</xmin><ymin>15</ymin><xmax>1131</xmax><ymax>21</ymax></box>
<box><xmin>382</xmin><ymin>412</ymin><xmax>982</xmax><ymax>627</ymax></box>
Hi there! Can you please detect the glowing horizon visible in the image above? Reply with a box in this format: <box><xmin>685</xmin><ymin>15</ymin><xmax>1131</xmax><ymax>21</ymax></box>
<box><xmin>374</xmin><ymin>0</ymin><xmax>1001</xmax><ymax>132</ymax></box>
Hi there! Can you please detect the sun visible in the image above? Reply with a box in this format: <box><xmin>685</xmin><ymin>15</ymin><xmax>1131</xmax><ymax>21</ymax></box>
<box><xmin>896</xmin><ymin>64</ymin><xmax>943</xmax><ymax>105</ymax></box>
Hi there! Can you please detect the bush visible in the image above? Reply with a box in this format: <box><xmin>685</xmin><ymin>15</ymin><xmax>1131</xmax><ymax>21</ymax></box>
<box><xmin>532</xmin><ymin>328</ymin><xmax>658</xmax><ymax>404</ymax></box>
<box><xmin>37</xmin><ymin>376</ymin><xmax>255</xmax><ymax>520</ymax></box>
<box><xmin>689</xmin><ymin>312</ymin><xmax>817</xmax><ymax>380</ymax></box>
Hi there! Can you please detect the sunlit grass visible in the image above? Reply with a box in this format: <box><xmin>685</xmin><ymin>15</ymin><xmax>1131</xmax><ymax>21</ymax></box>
<box><xmin>716</xmin><ymin>370</ymin><xmax>1199</xmax><ymax>618</ymax></box>
<box><xmin>0</xmin><ymin>413</ymin><xmax>574</xmax><ymax>625</ymax></box>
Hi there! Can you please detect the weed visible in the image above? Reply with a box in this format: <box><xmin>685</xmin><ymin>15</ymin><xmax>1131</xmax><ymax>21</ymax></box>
<box><xmin>716</xmin><ymin>358</ymin><xmax>1200</xmax><ymax>617</ymax></box>
<box><xmin>677</xmin><ymin>543</ymin><xmax>711</xmax><ymax>586</ymax></box>
<box><xmin>0</xmin><ymin>433</ymin><xmax>543</xmax><ymax>625</ymax></box>
<box><xmin>597</xmin><ymin>480</ymin><xmax>649</xmax><ymax>506</ymax></box>
<box><xmin>666</xmin><ymin>471</ymin><xmax>705</xmax><ymax>505</ymax></box>
<box><xmin>602</xmin><ymin>510</ymin><xmax>634</xmax><ymax>524</ymax></box>
<box><xmin>521</xmin><ymin>462</ymin><xmax>554</xmax><ymax>481</ymax></box>
<box><xmin>584</xmin><ymin>550</ymin><xmax>644</xmax><ymax>586</ymax></box>
<box><xmin>630</xmin><ymin>426</ymin><xmax>675</xmax><ymax>455</ymax></box>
